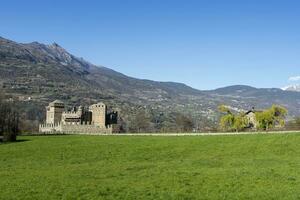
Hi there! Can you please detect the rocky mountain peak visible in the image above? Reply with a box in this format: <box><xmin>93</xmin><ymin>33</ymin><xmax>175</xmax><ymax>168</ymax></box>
<box><xmin>49</xmin><ymin>42</ymin><xmax>64</xmax><ymax>50</ymax></box>
<box><xmin>41</xmin><ymin>42</ymin><xmax>74</xmax><ymax>65</ymax></box>
<box><xmin>52</xmin><ymin>42</ymin><xmax>60</xmax><ymax>47</ymax></box>
<box><xmin>48</xmin><ymin>42</ymin><xmax>68</xmax><ymax>53</ymax></box>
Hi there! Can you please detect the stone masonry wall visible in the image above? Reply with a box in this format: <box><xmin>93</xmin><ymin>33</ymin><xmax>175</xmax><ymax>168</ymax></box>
<box><xmin>39</xmin><ymin>124</ymin><xmax>113</xmax><ymax>135</ymax></box>
<box><xmin>39</xmin><ymin>124</ymin><xmax>62</xmax><ymax>134</ymax></box>
<box><xmin>60</xmin><ymin>124</ymin><xmax>113</xmax><ymax>134</ymax></box>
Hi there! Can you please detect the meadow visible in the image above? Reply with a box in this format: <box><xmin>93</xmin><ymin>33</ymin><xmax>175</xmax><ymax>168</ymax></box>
<box><xmin>1</xmin><ymin>134</ymin><xmax>300</xmax><ymax>199</ymax></box>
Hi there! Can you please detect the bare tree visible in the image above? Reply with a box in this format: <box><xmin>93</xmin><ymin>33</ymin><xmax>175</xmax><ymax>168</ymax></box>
<box><xmin>0</xmin><ymin>91</ymin><xmax>19</xmax><ymax>142</ymax></box>
<box><xmin>175</xmin><ymin>113</ymin><xmax>194</xmax><ymax>132</ymax></box>
<box><xmin>129</xmin><ymin>109</ymin><xmax>150</xmax><ymax>133</ymax></box>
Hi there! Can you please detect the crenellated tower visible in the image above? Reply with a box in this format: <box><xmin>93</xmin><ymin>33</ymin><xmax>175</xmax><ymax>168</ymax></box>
<box><xmin>89</xmin><ymin>102</ymin><xmax>106</xmax><ymax>127</ymax></box>
<box><xmin>46</xmin><ymin>100</ymin><xmax>65</xmax><ymax>124</ymax></box>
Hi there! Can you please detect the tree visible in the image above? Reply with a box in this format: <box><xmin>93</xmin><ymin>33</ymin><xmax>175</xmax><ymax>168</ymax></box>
<box><xmin>218</xmin><ymin>105</ymin><xmax>249</xmax><ymax>132</ymax></box>
<box><xmin>0</xmin><ymin>91</ymin><xmax>19</xmax><ymax>142</ymax></box>
<box><xmin>218</xmin><ymin>104</ymin><xmax>232</xmax><ymax>114</ymax></box>
<box><xmin>233</xmin><ymin>113</ymin><xmax>248</xmax><ymax>132</ymax></box>
<box><xmin>175</xmin><ymin>113</ymin><xmax>194</xmax><ymax>132</ymax></box>
<box><xmin>130</xmin><ymin>109</ymin><xmax>150</xmax><ymax>133</ymax></box>
<box><xmin>218</xmin><ymin>105</ymin><xmax>244</xmax><ymax>132</ymax></box>
<box><xmin>151</xmin><ymin>112</ymin><xmax>167</xmax><ymax>132</ymax></box>
<box><xmin>219</xmin><ymin>113</ymin><xmax>235</xmax><ymax>131</ymax></box>
<box><xmin>271</xmin><ymin>105</ymin><xmax>288</xmax><ymax>127</ymax></box>
<box><xmin>255</xmin><ymin>105</ymin><xmax>287</xmax><ymax>131</ymax></box>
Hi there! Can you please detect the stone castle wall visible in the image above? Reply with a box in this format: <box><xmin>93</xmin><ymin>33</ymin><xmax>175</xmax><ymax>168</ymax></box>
<box><xmin>60</xmin><ymin>124</ymin><xmax>113</xmax><ymax>134</ymax></box>
<box><xmin>39</xmin><ymin>123</ymin><xmax>113</xmax><ymax>135</ymax></box>
<box><xmin>39</xmin><ymin>123</ymin><xmax>62</xmax><ymax>134</ymax></box>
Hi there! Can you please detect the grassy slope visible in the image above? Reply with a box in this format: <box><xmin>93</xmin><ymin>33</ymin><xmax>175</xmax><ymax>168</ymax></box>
<box><xmin>1</xmin><ymin>134</ymin><xmax>300</xmax><ymax>200</ymax></box>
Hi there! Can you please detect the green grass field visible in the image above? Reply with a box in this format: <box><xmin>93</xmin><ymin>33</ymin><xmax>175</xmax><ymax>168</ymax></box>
<box><xmin>1</xmin><ymin>134</ymin><xmax>300</xmax><ymax>200</ymax></box>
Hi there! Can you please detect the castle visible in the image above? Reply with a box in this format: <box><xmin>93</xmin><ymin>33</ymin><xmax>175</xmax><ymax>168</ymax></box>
<box><xmin>39</xmin><ymin>100</ymin><xmax>118</xmax><ymax>134</ymax></box>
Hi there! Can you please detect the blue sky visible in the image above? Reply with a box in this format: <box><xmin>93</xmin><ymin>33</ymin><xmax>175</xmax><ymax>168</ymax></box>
<box><xmin>1</xmin><ymin>0</ymin><xmax>300</xmax><ymax>90</ymax></box>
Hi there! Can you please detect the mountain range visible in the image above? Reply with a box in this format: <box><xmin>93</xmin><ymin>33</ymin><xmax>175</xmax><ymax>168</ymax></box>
<box><xmin>1</xmin><ymin>36</ymin><xmax>300</xmax><ymax>131</ymax></box>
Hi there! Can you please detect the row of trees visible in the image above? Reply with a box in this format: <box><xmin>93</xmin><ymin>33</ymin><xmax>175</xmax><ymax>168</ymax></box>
<box><xmin>219</xmin><ymin>104</ymin><xmax>287</xmax><ymax>132</ymax></box>
<box><xmin>0</xmin><ymin>91</ymin><xmax>19</xmax><ymax>142</ymax></box>
<box><xmin>127</xmin><ymin>109</ymin><xmax>195</xmax><ymax>133</ymax></box>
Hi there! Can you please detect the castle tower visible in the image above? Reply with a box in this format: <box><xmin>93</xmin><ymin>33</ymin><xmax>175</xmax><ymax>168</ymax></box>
<box><xmin>46</xmin><ymin>100</ymin><xmax>65</xmax><ymax>124</ymax></box>
<box><xmin>89</xmin><ymin>102</ymin><xmax>106</xmax><ymax>127</ymax></box>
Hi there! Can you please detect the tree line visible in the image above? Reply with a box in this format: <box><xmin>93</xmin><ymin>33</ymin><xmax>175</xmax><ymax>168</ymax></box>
<box><xmin>126</xmin><ymin>109</ymin><xmax>195</xmax><ymax>133</ymax></box>
<box><xmin>218</xmin><ymin>104</ymin><xmax>287</xmax><ymax>132</ymax></box>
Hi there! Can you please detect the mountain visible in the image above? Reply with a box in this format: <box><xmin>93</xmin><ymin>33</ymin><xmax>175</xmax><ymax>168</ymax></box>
<box><xmin>282</xmin><ymin>84</ymin><xmax>300</xmax><ymax>92</ymax></box>
<box><xmin>1</xmin><ymin>36</ymin><xmax>300</xmax><ymax>131</ymax></box>
<box><xmin>0</xmin><ymin>37</ymin><xmax>201</xmax><ymax>100</ymax></box>
<box><xmin>207</xmin><ymin>85</ymin><xmax>300</xmax><ymax>116</ymax></box>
